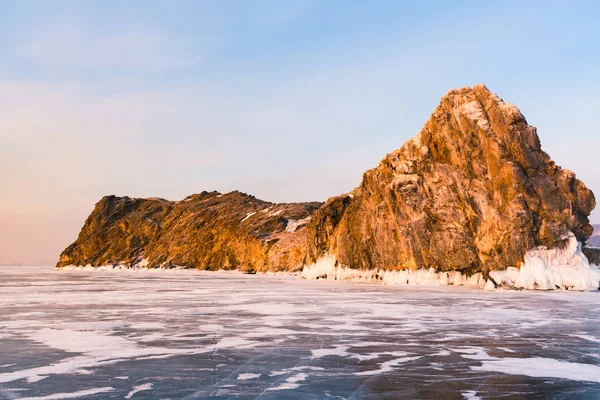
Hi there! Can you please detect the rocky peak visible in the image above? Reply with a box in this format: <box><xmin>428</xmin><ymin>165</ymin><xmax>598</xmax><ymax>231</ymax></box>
<box><xmin>57</xmin><ymin>85</ymin><xmax>595</xmax><ymax>278</ymax></box>
<box><xmin>307</xmin><ymin>84</ymin><xmax>595</xmax><ymax>276</ymax></box>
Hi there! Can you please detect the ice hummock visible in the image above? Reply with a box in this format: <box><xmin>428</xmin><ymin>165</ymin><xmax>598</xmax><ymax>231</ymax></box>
<box><xmin>492</xmin><ymin>231</ymin><xmax>600</xmax><ymax>291</ymax></box>
<box><xmin>302</xmin><ymin>232</ymin><xmax>600</xmax><ymax>291</ymax></box>
<box><xmin>300</xmin><ymin>256</ymin><xmax>487</xmax><ymax>287</ymax></box>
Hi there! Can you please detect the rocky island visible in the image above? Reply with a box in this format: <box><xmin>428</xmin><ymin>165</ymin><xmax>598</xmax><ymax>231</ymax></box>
<box><xmin>57</xmin><ymin>85</ymin><xmax>600</xmax><ymax>290</ymax></box>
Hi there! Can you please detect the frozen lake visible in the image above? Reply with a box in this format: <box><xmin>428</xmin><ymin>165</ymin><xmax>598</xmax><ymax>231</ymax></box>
<box><xmin>1</xmin><ymin>266</ymin><xmax>599</xmax><ymax>399</ymax></box>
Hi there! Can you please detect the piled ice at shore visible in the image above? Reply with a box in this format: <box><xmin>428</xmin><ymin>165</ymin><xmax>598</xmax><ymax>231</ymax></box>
<box><xmin>302</xmin><ymin>232</ymin><xmax>600</xmax><ymax>291</ymax></box>
<box><xmin>58</xmin><ymin>232</ymin><xmax>599</xmax><ymax>292</ymax></box>
<box><xmin>491</xmin><ymin>232</ymin><xmax>600</xmax><ymax>291</ymax></box>
<box><xmin>300</xmin><ymin>256</ymin><xmax>487</xmax><ymax>287</ymax></box>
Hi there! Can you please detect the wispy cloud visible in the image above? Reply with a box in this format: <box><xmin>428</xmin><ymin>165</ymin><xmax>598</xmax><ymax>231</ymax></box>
<box><xmin>17</xmin><ymin>20</ymin><xmax>197</xmax><ymax>71</ymax></box>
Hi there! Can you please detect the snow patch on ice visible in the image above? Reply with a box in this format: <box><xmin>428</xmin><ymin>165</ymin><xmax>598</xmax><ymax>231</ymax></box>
<box><xmin>311</xmin><ymin>345</ymin><xmax>350</xmax><ymax>358</ymax></box>
<box><xmin>451</xmin><ymin>347</ymin><xmax>497</xmax><ymax>360</ymax></box>
<box><xmin>26</xmin><ymin>375</ymin><xmax>48</xmax><ymax>383</ymax></box>
<box><xmin>268</xmin><ymin>367</ymin><xmax>324</xmax><ymax>377</ymax></box>
<box><xmin>473</xmin><ymin>357</ymin><xmax>600</xmax><ymax>383</ymax></box>
<box><xmin>125</xmin><ymin>383</ymin><xmax>153</xmax><ymax>399</ymax></box>
<box><xmin>237</xmin><ymin>373</ymin><xmax>261</xmax><ymax>380</ymax></box>
<box><xmin>17</xmin><ymin>387</ymin><xmax>116</xmax><ymax>400</ymax></box>
<box><xmin>285</xmin><ymin>373</ymin><xmax>307</xmax><ymax>383</ymax></box>
<box><xmin>266</xmin><ymin>373</ymin><xmax>307</xmax><ymax>391</ymax></box>
<box><xmin>569</xmin><ymin>334</ymin><xmax>600</xmax><ymax>343</ymax></box>
<box><xmin>0</xmin><ymin>327</ymin><xmax>211</xmax><ymax>384</ymax></box>
<box><xmin>462</xmin><ymin>390</ymin><xmax>482</xmax><ymax>400</ymax></box>
<box><xmin>356</xmin><ymin>355</ymin><xmax>422</xmax><ymax>376</ymax></box>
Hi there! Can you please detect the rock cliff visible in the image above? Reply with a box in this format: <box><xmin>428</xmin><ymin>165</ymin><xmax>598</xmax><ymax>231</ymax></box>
<box><xmin>57</xmin><ymin>85</ymin><xmax>596</xmax><ymax>277</ymax></box>
<box><xmin>57</xmin><ymin>191</ymin><xmax>321</xmax><ymax>272</ymax></box>
<box><xmin>306</xmin><ymin>84</ymin><xmax>595</xmax><ymax>276</ymax></box>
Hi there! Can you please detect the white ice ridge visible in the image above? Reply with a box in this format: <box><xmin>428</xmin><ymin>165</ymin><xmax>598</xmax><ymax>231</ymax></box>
<box><xmin>302</xmin><ymin>232</ymin><xmax>600</xmax><ymax>291</ymax></box>
<box><xmin>491</xmin><ymin>231</ymin><xmax>600</xmax><ymax>291</ymax></box>
<box><xmin>300</xmin><ymin>256</ymin><xmax>487</xmax><ymax>287</ymax></box>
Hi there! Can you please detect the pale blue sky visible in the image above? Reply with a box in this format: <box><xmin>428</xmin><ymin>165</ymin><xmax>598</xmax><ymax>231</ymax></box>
<box><xmin>1</xmin><ymin>1</ymin><xmax>599</xmax><ymax>263</ymax></box>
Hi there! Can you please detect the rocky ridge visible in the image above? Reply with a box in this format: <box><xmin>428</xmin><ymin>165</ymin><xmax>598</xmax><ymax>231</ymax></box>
<box><xmin>57</xmin><ymin>191</ymin><xmax>321</xmax><ymax>272</ymax></box>
<box><xmin>305</xmin><ymin>85</ymin><xmax>595</xmax><ymax>277</ymax></box>
<box><xmin>57</xmin><ymin>85</ymin><xmax>597</xmax><ymax>284</ymax></box>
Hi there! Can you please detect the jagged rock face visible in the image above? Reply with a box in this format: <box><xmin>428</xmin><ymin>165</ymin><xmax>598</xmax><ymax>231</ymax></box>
<box><xmin>306</xmin><ymin>85</ymin><xmax>595</xmax><ymax>275</ymax></box>
<box><xmin>57</xmin><ymin>191</ymin><xmax>322</xmax><ymax>272</ymax></box>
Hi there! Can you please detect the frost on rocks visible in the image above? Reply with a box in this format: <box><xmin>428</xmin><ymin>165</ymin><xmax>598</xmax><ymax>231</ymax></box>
<box><xmin>491</xmin><ymin>231</ymin><xmax>600</xmax><ymax>291</ymax></box>
<box><xmin>285</xmin><ymin>217</ymin><xmax>312</xmax><ymax>233</ymax></box>
<box><xmin>300</xmin><ymin>256</ymin><xmax>487</xmax><ymax>287</ymax></box>
<box><xmin>302</xmin><ymin>232</ymin><xmax>600</xmax><ymax>292</ymax></box>
<box><xmin>241</xmin><ymin>212</ymin><xmax>256</xmax><ymax>222</ymax></box>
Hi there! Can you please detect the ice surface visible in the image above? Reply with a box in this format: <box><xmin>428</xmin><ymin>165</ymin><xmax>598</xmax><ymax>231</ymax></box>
<box><xmin>1</xmin><ymin>265</ymin><xmax>599</xmax><ymax>398</ymax></box>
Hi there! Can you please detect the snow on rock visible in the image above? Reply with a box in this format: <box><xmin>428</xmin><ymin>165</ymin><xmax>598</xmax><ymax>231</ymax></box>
<box><xmin>241</xmin><ymin>212</ymin><xmax>256</xmax><ymax>222</ymax></box>
<box><xmin>136</xmin><ymin>258</ymin><xmax>149</xmax><ymax>268</ymax></box>
<box><xmin>269</xmin><ymin>210</ymin><xmax>283</xmax><ymax>217</ymax></box>
<box><xmin>458</xmin><ymin>100</ymin><xmax>490</xmax><ymax>130</ymax></box>
<box><xmin>285</xmin><ymin>217</ymin><xmax>312</xmax><ymax>233</ymax></box>
<box><xmin>300</xmin><ymin>256</ymin><xmax>486</xmax><ymax>287</ymax></box>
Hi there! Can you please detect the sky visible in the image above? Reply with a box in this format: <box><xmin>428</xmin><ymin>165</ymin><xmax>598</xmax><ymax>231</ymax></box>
<box><xmin>1</xmin><ymin>0</ymin><xmax>599</xmax><ymax>264</ymax></box>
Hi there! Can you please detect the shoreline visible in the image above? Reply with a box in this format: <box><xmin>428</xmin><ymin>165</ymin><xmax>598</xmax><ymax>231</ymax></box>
<box><xmin>51</xmin><ymin>263</ymin><xmax>600</xmax><ymax>293</ymax></box>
